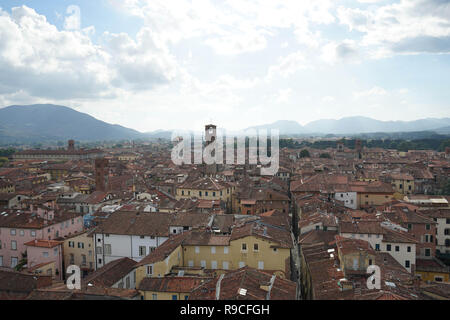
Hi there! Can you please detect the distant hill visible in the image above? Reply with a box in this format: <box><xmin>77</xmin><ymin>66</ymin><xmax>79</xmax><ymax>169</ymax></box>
<box><xmin>0</xmin><ymin>104</ymin><xmax>144</xmax><ymax>143</ymax></box>
<box><xmin>144</xmin><ymin>130</ymin><xmax>173</xmax><ymax>139</ymax></box>
<box><xmin>303</xmin><ymin>116</ymin><xmax>450</xmax><ymax>134</ymax></box>
<box><xmin>246</xmin><ymin>116</ymin><xmax>450</xmax><ymax>135</ymax></box>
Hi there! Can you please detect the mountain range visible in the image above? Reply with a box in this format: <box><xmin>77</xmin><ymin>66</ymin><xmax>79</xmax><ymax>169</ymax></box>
<box><xmin>246</xmin><ymin>117</ymin><xmax>450</xmax><ymax>135</ymax></box>
<box><xmin>0</xmin><ymin>104</ymin><xmax>449</xmax><ymax>144</ymax></box>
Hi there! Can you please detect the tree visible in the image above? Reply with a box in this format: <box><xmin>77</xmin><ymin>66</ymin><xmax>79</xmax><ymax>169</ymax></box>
<box><xmin>299</xmin><ymin>149</ymin><xmax>310</xmax><ymax>158</ymax></box>
<box><xmin>319</xmin><ymin>153</ymin><xmax>331</xmax><ymax>159</ymax></box>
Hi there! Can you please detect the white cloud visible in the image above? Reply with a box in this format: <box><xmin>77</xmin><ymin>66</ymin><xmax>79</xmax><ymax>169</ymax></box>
<box><xmin>64</xmin><ymin>5</ymin><xmax>81</xmax><ymax>30</ymax></box>
<box><xmin>338</xmin><ymin>0</ymin><xmax>450</xmax><ymax>56</ymax></box>
<box><xmin>266</xmin><ymin>51</ymin><xmax>310</xmax><ymax>80</ymax></box>
<box><xmin>113</xmin><ymin>0</ymin><xmax>337</xmax><ymax>54</ymax></box>
<box><xmin>353</xmin><ymin>86</ymin><xmax>387</xmax><ymax>99</ymax></box>
<box><xmin>321</xmin><ymin>39</ymin><xmax>359</xmax><ymax>64</ymax></box>
<box><xmin>0</xmin><ymin>5</ymin><xmax>178</xmax><ymax>100</ymax></box>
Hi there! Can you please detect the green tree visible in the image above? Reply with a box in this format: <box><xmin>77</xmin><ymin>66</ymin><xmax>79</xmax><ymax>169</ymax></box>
<box><xmin>299</xmin><ymin>149</ymin><xmax>310</xmax><ymax>158</ymax></box>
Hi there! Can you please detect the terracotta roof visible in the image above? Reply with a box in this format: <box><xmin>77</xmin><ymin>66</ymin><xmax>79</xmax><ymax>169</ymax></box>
<box><xmin>83</xmin><ymin>257</ymin><xmax>137</xmax><ymax>287</ymax></box>
<box><xmin>137</xmin><ymin>231</ymin><xmax>191</xmax><ymax>266</ymax></box>
<box><xmin>189</xmin><ymin>267</ymin><xmax>296</xmax><ymax>300</ymax></box>
<box><xmin>138</xmin><ymin>276</ymin><xmax>209</xmax><ymax>293</ymax></box>
<box><xmin>24</xmin><ymin>239</ymin><xmax>62</xmax><ymax>248</ymax></box>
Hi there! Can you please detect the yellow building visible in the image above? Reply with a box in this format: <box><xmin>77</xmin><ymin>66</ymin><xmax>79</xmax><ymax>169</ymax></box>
<box><xmin>135</xmin><ymin>220</ymin><xmax>293</xmax><ymax>294</ymax></box>
<box><xmin>138</xmin><ymin>276</ymin><xmax>210</xmax><ymax>300</ymax></box>
<box><xmin>350</xmin><ymin>181</ymin><xmax>395</xmax><ymax>208</ymax></box>
<box><xmin>63</xmin><ymin>230</ymin><xmax>95</xmax><ymax>277</ymax></box>
<box><xmin>176</xmin><ymin>177</ymin><xmax>235</xmax><ymax>209</ymax></box>
<box><xmin>0</xmin><ymin>180</ymin><xmax>15</xmax><ymax>193</ymax></box>
<box><xmin>26</xmin><ymin>261</ymin><xmax>56</xmax><ymax>278</ymax></box>
<box><xmin>336</xmin><ymin>236</ymin><xmax>376</xmax><ymax>276</ymax></box>
<box><xmin>390</xmin><ymin>173</ymin><xmax>415</xmax><ymax>195</ymax></box>
<box><xmin>415</xmin><ymin>258</ymin><xmax>450</xmax><ymax>283</ymax></box>
<box><xmin>118</xmin><ymin>153</ymin><xmax>140</xmax><ymax>161</ymax></box>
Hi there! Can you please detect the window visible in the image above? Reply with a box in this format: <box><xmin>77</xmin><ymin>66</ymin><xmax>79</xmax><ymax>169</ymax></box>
<box><xmin>96</xmin><ymin>246</ymin><xmax>102</xmax><ymax>254</ymax></box>
<box><xmin>253</xmin><ymin>243</ymin><xmax>259</xmax><ymax>252</ymax></box>
<box><xmin>375</xmin><ymin>244</ymin><xmax>380</xmax><ymax>251</ymax></box>
<box><xmin>195</xmin><ymin>246</ymin><xmax>200</xmax><ymax>254</ymax></box>
<box><xmin>11</xmin><ymin>240</ymin><xmax>17</xmax><ymax>251</ymax></box>
<box><xmin>147</xmin><ymin>265</ymin><xmax>153</xmax><ymax>275</ymax></box>
<box><xmin>10</xmin><ymin>229</ymin><xmax>16</xmax><ymax>236</ymax></box>
<box><xmin>200</xmin><ymin>260</ymin><xmax>206</xmax><ymax>268</ymax></box>
<box><xmin>213</xmin><ymin>192</ymin><xmax>216</xmax><ymax>197</ymax></box>
<box><xmin>445</xmin><ymin>229</ymin><xmax>450</xmax><ymax>236</ymax></box>
<box><xmin>395</xmin><ymin>246</ymin><xmax>400</xmax><ymax>252</ymax></box>
<box><xmin>386</xmin><ymin>244</ymin><xmax>391</xmax><ymax>251</ymax></box>
<box><xmin>140</xmin><ymin>235</ymin><xmax>145</xmax><ymax>239</ymax></box>
<box><xmin>407</xmin><ymin>246</ymin><xmax>411</xmax><ymax>252</ymax></box>
<box><xmin>239</xmin><ymin>261</ymin><xmax>245</xmax><ymax>268</ymax></box>
<box><xmin>188</xmin><ymin>260</ymin><xmax>194</xmax><ymax>267</ymax></box>
<box><xmin>69</xmin><ymin>254</ymin><xmax>74</xmax><ymax>264</ymax></box>
<box><xmin>43</xmin><ymin>252</ymin><xmax>49</xmax><ymax>257</ymax></box>
<box><xmin>0</xmin><ymin>256</ymin><xmax>3</xmax><ymax>267</ymax></box>
<box><xmin>105</xmin><ymin>244</ymin><xmax>112</xmax><ymax>255</ymax></box>
<box><xmin>78</xmin><ymin>242</ymin><xmax>84</xmax><ymax>249</ymax></box>
<box><xmin>152</xmin><ymin>294</ymin><xmax>157</xmax><ymax>300</ymax></box>
<box><xmin>408</xmin><ymin>224</ymin><xmax>412</xmax><ymax>230</ymax></box>
<box><xmin>211</xmin><ymin>261</ymin><xmax>217</xmax><ymax>269</ymax></box>
<box><xmin>126</xmin><ymin>277</ymin><xmax>130</xmax><ymax>289</ymax></box>
<box><xmin>139</xmin><ymin>246</ymin><xmax>146</xmax><ymax>257</ymax></box>
<box><xmin>172</xmin><ymin>295</ymin><xmax>178</xmax><ymax>300</ymax></box>
<box><xmin>224</xmin><ymin>247</ymin><xmax>229</xmax><ymax>254</ymax></box>
<box><xmin>258</xmin><ymin>261</ymin><xmax>264</xmax><ymax>270</ymax></box>
<box><xmin>435</xmin><ymin>277</ymin><xmax>443</xmax><ymax>282</ymax></box>
<box><xmin>425</xmin><ymin>248</ymin><xmax>431</xmax><ymax>257</ymax></box>
<box><xmin>405</xmin><ymin>260</ymin><xmax>410</xmax><ymax>268</ymax></box>
<box><xmin>223</xmin><ymin>261</ymin><xmax>229</xmax><ymax>270</ymax></box>
<box><xmin>211</xmin><ymin>246</ymin><xmax>216</xmax><ymax>254</ymax></box>
<box><xmin>11</xmin><ymin>257</ymin><xmax>18</xmax><ymax>268</ymax></box>
<box><xmin>98</xmin><ymin>258</ymin><xmax>102</xmax><ymax>264</ymax></box>
<box><xmin>426</xmin><ymin>224</ymin><xmax>430</xmax><ymax>230</ymax></box>
<box><xmin>205</xmin><ymin>192</ymin><xmax>208</xmax><ymax>196</ymax></box>
<box><xmin>241</xmin><ymin>243</ymin><xmax>247</xmax><ymax>252</ymax></box>
<box><xmin>19</xmin><ymin>230</ymin><xmax>24</xmax><ymax>236</ymax></box>
<box><xmin>82</xmin><ymin>254</ymin><xmax>86</xmax><ymax>266</ymax></box>
<box><xmin>31</xmin><ymin>230</ymin><xmax>36</xmax><ymax>237</ymax></box>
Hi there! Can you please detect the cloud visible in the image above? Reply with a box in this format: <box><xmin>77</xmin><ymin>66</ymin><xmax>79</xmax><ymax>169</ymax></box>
<box><xmin>266</xmin><ymin>51</ymin><xmax>310</xmax><ymax>80</ymax></box>
<box><xmin>0</xmin><ymin>5</ymin><xmax>178</xmax><ymax>101</ymax></box>
<box><xmin>114</xmin><ymin>0</ymin><xmax>337</xmax><ymax>54</ymax></box>
<box><xmin>64</xmin><ymin>5</ymin><xmax>81</xmax><ymax>30</ymax></box>
<box><xmin>321</xmin><ymin>39</ymin><xmax>359</xmax><ymax>64</ymax></box>
<box><xmin>353</xmin><ymin>86</ymin><xmax>387</xmax><ymax>99</ymax></box>
<box><xmin>338</xmin><ymin>0</ymin><xmax>450</xmax><ymax>57</ymax></box>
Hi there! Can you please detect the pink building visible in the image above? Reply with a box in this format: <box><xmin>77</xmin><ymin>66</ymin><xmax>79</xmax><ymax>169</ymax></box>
<box><xmin>25</xmin><ymin>239</ymin><xmax>63</xmax><ymax>280</ymax></box>
<box><xmin>0</xmin><ymin>207</ymin><xmax>83</xmax><ymax>270</ymax></box>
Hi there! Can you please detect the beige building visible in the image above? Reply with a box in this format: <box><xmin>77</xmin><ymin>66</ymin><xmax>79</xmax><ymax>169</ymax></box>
<box><xmin>62</xmin><ymin>230</ymin><xmax>95</xmax><ymax>277</ymax></box>
<box><xmin>135</xmin><ymin>218</ymin><xmax>293</xmax><ymax>293</ymax></box>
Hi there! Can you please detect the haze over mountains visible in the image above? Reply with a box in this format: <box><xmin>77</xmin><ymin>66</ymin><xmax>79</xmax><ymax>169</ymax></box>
<box><xmin>247</xmin><ymin>117</ymin><xmax>450</xmax><ymax>135</ymax></box>
<box><xmin>0</xmin><ymin>104</ymin><xmax>449</xmax><ymax>144</ymax></box>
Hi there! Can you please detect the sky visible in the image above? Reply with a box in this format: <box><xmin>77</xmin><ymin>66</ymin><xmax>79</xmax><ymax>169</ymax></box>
<box><xmin>0</xmin><ymin>0</ymin><xmax>449</xmax><ymax>133</ymax></box>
